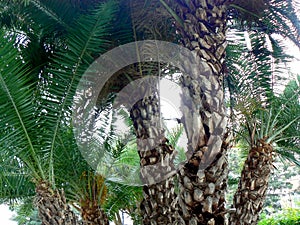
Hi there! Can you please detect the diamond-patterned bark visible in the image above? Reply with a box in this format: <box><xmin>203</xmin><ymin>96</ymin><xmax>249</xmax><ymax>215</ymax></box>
<box><xmin>35</xmin><ymin>182</ymin><xmax>80</xmax><ymax>225</ymax></box>
<box><xmin>229</xmin><ymin>140</ymin><xmax>274</xmax><ymax>225</ymax></box>
<box><xmin>130</xmin><ymin>93</ymin><xmax>182</xmax><ymax>225</ymax></box>
<box><xmin>81</xmin><ymin>204</ymin><xmax>109</xmax><ymax>225</ymax></box>
<box><xmin>163</xmin><ymin>0</ymin><xmax>229</xmax><ymax>224</ymax></box>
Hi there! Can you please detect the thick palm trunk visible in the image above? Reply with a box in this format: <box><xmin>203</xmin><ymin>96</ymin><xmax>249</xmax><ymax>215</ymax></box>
<box><xmin>130</xmin><ymin>94</ymin><xmax>182</xmax><ymax>224</ymax></box>
<box><xmin>229</xmin><ymin>139</ymin><xmax>273</xmax><ymax>225</ymax></box>
<box><xmin>35</xmin><ymin>181</ymin><xmax>80</xmax><ymax>225</ymax></box>
<box><xmin>177</xmin><ymin>141</ymin><xmax>229</xmax><ymax>224</ymax></box>
<box><xmin>163</xmin><ymin>0</ymin><xmax>229</xmax><ymax>224</ymax></box>
<box><xmin>81</xmin><ymin>204</ymin><xmax>109</xmax><ymax>225</ymax></box>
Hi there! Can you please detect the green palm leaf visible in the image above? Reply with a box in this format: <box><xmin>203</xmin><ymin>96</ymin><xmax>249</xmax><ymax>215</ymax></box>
<box><xmin>37</xmin><ymin>0</ymin><xmax>118</xmax><ymax>184</ymax></box>
<box><xmin>0</xmin><ymin>32</ymin><xmax>44</xmax><ymax>180</ymax></box>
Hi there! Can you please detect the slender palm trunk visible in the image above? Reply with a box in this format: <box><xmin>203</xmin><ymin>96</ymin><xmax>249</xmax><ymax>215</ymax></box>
<box><xmin>80</xmin><ymin>173</ymin><xmax>109</xmax><ymax>225</ymax></box>
<box><xmin>35</xmin><ymin>181</ymin><xmax>80</xmax><ymax>225</ymax></box>
<box><xmin>163</xmin><ymin>1</ymin><xmax>229</xmax><ymax>224</ymax></box>
<box><xmin>229</xmin><ymin>139</ymin><xmax>273</xmax><ymax>225</ymax></box>
<box><xmin>130</xmin><ymin>94</ymin><xmax>182</xmax><ymax>224</ymax></box>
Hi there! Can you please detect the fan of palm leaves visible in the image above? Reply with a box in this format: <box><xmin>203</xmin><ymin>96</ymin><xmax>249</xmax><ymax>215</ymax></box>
<box><xmin>0</xmin><ymin>0</ymin><xmax>123</xmax><ymax>214</ymax></box>
<box><xmin>228</xmin><ymin>0</ymin><xmax>300</xmax><ymax>49</ymax></box>
<box><xmin>225</xmin><ymin>29</ymin><xmax>293</xmax><ymax>121</ymax></box>
<box><xmin>0</xmin><ymin>1</ymin><xmax>140</xmax><ymax>223</ymax></box>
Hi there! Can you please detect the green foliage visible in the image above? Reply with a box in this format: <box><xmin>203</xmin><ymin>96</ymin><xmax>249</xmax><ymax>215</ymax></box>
<box><xmin>226</xmin><ymin>30</ymin><xmax>291</xmax><ymax>119</ymax></box>
<box><xmin>228</xmin><ymin>0</ymin><xmax>300</xmax><ymax>49</ymax></box>
<box><xmin>11</xmin><ymin>199</ymin><xmax>41</xmax><ymax>225</ymax></box>
<box><xmin>0</xmin><ymin>1</ymin><xmax>129</xmax><ymax>222</ymax></box>
<box><xmin>0</xmin><ymin>0</ymin><xmax>119</xmax><ymax>182</ymax></box>
<box><xmin>227</xmin><ymin>72</ymin><xmax>300</xmax><ymax>166</ymax></box>
<box><xmin>0</xmin><ymin>31</ymin><xmax>44</xmax><ymax>180</ymax></box>
<box><xmin>105</xmin><ymin>181</ymin><xmax>142</xmax><ymax>223</ymax></box>
<box><xmin>258</xmin><ymin>208</ymin><xmax>300</xmax><ymax>225</ymax></box>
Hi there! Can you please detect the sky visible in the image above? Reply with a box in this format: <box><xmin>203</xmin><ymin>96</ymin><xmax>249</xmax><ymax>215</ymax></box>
<box><xmin>0</xmin><ymin>205</ymin><xmax>17</xmax><ymax>225</ymax></box>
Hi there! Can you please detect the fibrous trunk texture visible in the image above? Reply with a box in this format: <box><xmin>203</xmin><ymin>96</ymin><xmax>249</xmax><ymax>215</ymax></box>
<box><xmin>81</xmin><ymin>203</ymin><xmax>109</xmax><ymax>225</ymax></box>
<box><xmin>80</xmin><ymin>173</ymin><xmax>109</xmax><ymax>225</ymax></box>
<box><xmin>229</xmin><ymin>139</ymin><xmax>273</xmax><ymax>225</ymax></box>
<box><xmin>35</xmin><ymin>181</ymin><xmax>80</xmax><ymax>225</ymax></box>
<box><xmin>130</xmin><ymin>93</ymin><xmax>182</xmax><ymax>224</ymax></box>
<box><xmin>163</xmin><ymin>0</ymin><xmax>229</xmax><ymax>224</ymax></box>
<box><xmin>177</xmin><ymin>140</ymin><xmax>229</xmax><ymax>225</ymax></box>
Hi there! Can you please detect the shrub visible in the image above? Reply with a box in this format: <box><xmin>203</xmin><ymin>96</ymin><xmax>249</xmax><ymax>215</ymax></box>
<box><xmin>258</xmin><ymin>208</ymin><xmax>300</xmax><ymax>225</ymax></box>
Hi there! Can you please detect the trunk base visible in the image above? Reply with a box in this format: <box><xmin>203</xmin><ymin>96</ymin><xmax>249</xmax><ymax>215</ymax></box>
<box><xmin>35</xmin><ymin>181</ymin><xmax>80</xmax><ymax>225</ymax></box>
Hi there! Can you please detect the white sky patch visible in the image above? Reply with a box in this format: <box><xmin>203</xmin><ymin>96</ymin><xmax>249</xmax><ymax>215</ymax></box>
<box><xmin>244</xmin><ymin>31</ymin><xmax>252</xmax><ymax>51</ymax></box>
<box><xmin>0</xmin><ymin>205</ymin><xmax>17</xmax><ymax>225</ymax></box>
<box><xmin>159</xmin><ymin>78</ymin><xmax>182</xmax><ymax>125</ymax></box>
<box><xmin>286</xmin><ymin>40</ymin><xmax>300</xmax><ymax>75</ymax></box>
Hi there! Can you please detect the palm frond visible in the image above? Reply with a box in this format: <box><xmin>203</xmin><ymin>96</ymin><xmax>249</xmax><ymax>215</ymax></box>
<box><xmin>129</xmin><ymin>0</ymin><xmax>177</xmax><ymax>41</ymax></box>
<box><xmin>1</xmin><ymin>0</ymin><xmax>78</xmax><ymax>84</ymax></box>
<box><xmin>0</xmin><ymin>148</ymin><xmax>35</xmax><ymax>203</ymax></box>
<box><xmin>276</xmin><ymin>147</ymin><xmax>300</xmax><ymax>167</ymax></box>
<box><xmin>228</xmin><ymin>0</ymin><xmax>300</xmax><ymax>49</ymax></box>
<box><xmin>39</xmin><ymin>0</ymin><xmax>118</xmax><ymax>183</ymax></box>
<box><xmin>0</xmin><ymin>32</ymin><xmax>44</xmax><ymax>180</ymax></box>
<box><xmin>25</xmin><ymin>0</ymin><xmax>78</xmax><ymax>29</ymax></box>
<box><xmin>233</xmin><ymin>76</ymin><xmax>300</xmax><ymax>165</ymax></box>
<box><xmin>226</xmin><ymin>31</ymin><xmax>273</xmax><ymax>116</ymax></box>
<box><xmin>105</xmin><ymin>181</ymin><xmax>142</xmax><ymax>221</ymax></box>
<box><xmin>264</xmin><ymin>0</ymin><xmax>300</xmax><ymax>49</ymax></box>
<box><xmin>0</xmin><ymin>171</ymin><xmax>35</xmax><ymax>203</ymax></box>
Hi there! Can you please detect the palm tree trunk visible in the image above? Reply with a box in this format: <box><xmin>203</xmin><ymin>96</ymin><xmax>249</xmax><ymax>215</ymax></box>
<box><xmin>229</xmin><ymin>139</ymin><xmax>273</xmax><ymax>225</ymax></box>
<box><xmin>81</xmin><ymin>204</ymin><xmax>109</xmax><ymax>225</ymax></box>
<box><xmin>176</xmin><ymin>141</ymin><xmax>229</xmax><ymax>224</ymax></box>
<box><xmin>163</xmin><ymin>0</ymin><xmax>229</xmax><ymax>224</ymax></box>
<box><xmin>35</xmin><ymin>181</ymin><xmax>80</xmax><ymax>225</ymax></box>
<box><xmin>130</xmin><ymin>94</ymin><xmax>182</xmax><ymax>224</ymax></box>
<box><xmin>80</xmin><ymin>173</ymin><xmax>109</xmax><ymax>225</ymax></box>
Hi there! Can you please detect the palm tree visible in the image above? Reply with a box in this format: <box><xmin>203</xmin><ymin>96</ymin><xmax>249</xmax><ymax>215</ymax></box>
<box><xmin>157</xmin><ymin>1</ymin><xmax>230</xmax><ymax>223</ymax></box>
<box><xmin>97</xmin><ymin>64</ymin><xmax>183</xmax><ymax>224</ymax></box>
<box><xmin>87</xmin><ymin>1</ymin><xmax>183</xmax><ymax>221</ymax></box>
<box><xmin>226</xmin><ymin>63</ymin><xmax>300</xmax><ymax>224</ymax></box>
<box><xmin>52</xmin><ymin>126</ymin><xmax>111</xmax><ymax>225</ymax></box>
<box><xmin>125</xmin><ymin>2</ymin><xmax>182</xmax><ymax>223</ymax></box>
<box><xmin>129</xmin><ymin>94</ymin><xmax>180</xmax><ymax>224</ymax></box>
<box><xmin>0</xmin><ymin>30</ymin><xmax>79</xmax><ymax>224</ymax></box>
<box><xmin>134</xmin><ymin>0</ymin><xmax>300</xmax><ymax>224</ymax></box>
<box><xmin>0</xmin><ymin>0</ymin><xmax>120</xmax><ymax>224</ymax></box>
<box><xmin>229</xmin><ymin>86</ymin><xmax>300</xmax><ymax>224</ymax></box>
<box><xmin>224</xmin><ymin>13</ymin><xmax>300</xmax><ymax>223</ymax></box>
<box><xmin>2</xmin><ymin>1</ymin><xmax>300</xmax><ymax>224</ymax></box>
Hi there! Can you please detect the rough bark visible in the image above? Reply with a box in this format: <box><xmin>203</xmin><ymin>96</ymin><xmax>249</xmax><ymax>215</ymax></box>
<box><xmin>35</xmin><ymin>181</ymin><xmax>80</xmax><ymax>225</ymax></box>
<box><xmin>81</xmin><ymin>204</ymin><xmax>109</xmax><ymax>225</ymax></box>
<box><xmin>163</xmin><ymin>0</ymin><xmax>229</xmax><ymax>224</ymax></box>
<box><xmin>177</xmin><ymin>138</ymin><xmax>229</xmax><ymax>225</ymax></box>
<box><xmin>229</xmin><ymin>139</ymin><xmax>273</xmax><ymax>225</ymax></box>
<box><xmin>130</xmin><ymin>93</ymin><xmax>182</xmax><ymax>225</ymax></box>
<box><xmin>80</xmin><ymin>173</ymin><xmax>109</xmax><ymax>225</ymax></box>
